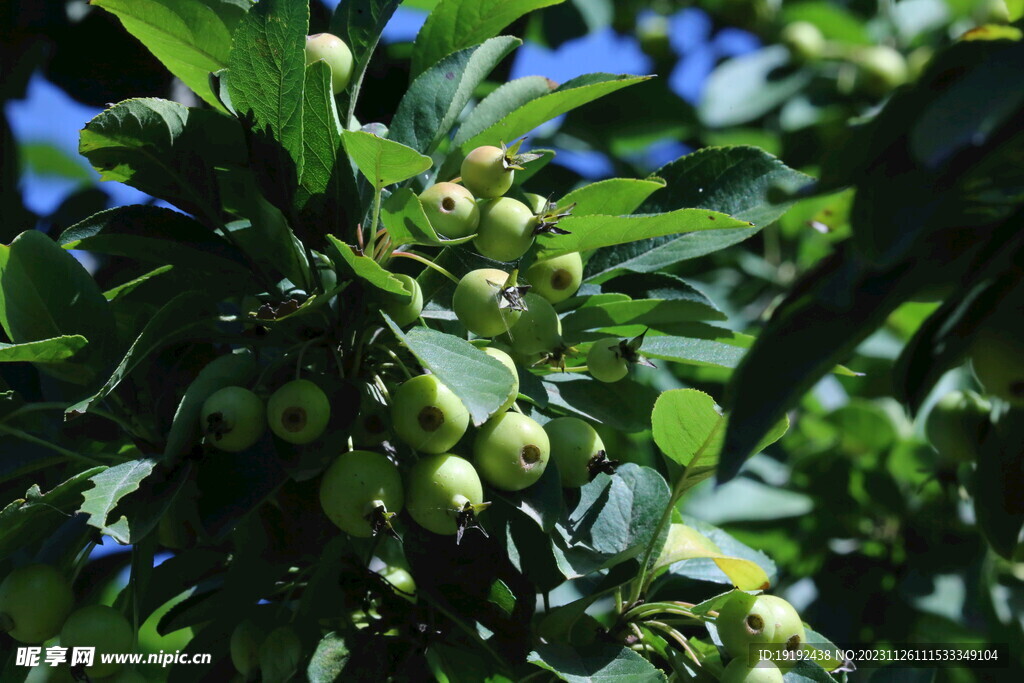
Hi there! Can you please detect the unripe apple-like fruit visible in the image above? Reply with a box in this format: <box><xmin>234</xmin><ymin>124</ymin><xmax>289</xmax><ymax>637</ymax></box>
<box><xmin>420</xmin><ymin>182</ymin><xmax>480</xmax><ymax>239</ymax></box>
<box><xmin>484</xmin><ymin>346</ymin><xmax>519</xmax><ymax>413</ymax></box>
<box><xmin>200</xmin><ymin>386</ymin><xmax>265</xmax><ymax>452</ymax></box>
<box><xmin>587</xmin><ymin>338</ymin><xmax>629</xmax><ymax>383</ymax></box>
<box><xmin>406</xmin><ymin>453</ymin><xmax>484</xmax><ymax>535</ymax></box>
<box><xmin>230</xmin><ymin>619</ymin><xmax>264</xmax><ymax>680</ymax></box>
<box><xmin>461</xmin><ymin>146</ymin><xmax>513</xmax><ymax>198</ymax></box>
<box><xmin>780</xmin><ymin>21</ymin><xmax>825</xmax><ymax>62</ymax></box>
<box><xmin>305</xmin><ymin>33</ymin><xmax>354</xmax><ymax>94</ymax></box>
<box><xmin>760</xmin><ymin>595</ymin><xmax>807</xmax><ymax>655</ymax></box>
<box><xmin>267</xmin><ymin>379</ymin><xmax>331</xmax><ymax>444</ymax></box>
<box><xmin>716</xmin><ymin>592</ymin><xmax>778</xmax><ymax>660</ymax></box>
<box><xmin>59</xmin><ymin>605</ymin><xmax>134</xmax><ymax>678</ymax></box>
<box><xmin>971</xmin><ymin>321</ymin><xmax>1024</xmax><ymax>406</ymax></box>
<box><xmin>381</xmin><ymin>567</ymin><xmax>417</xmax><ymax>601</ymax></box>
<box><xmin>474</xmin><ymin>412</ymin><xmax>550</xmax><ymax>491</ymax></box>
<box><xmin>854</xmin><ymin>45</ymin><xmax>907</xmax><ymax>96</ymax></box>
<box><xmin>259</xmin><ymin>625</ymin><xmax>302</xmax><ymax>683</ymax></box>
<box><xmin>453</xmin><ymin>268</ymin><xmax>522</xmax><ymax>337</ymax></box>
<box><xmin>384</xmin><ymin>273</ymin><xmax>424</xmax><ymax>327</ymax></box>
<box><xmin>526</xmin><ymin>252</ymin><xmax>583</xmax><ymax>303</ymax></box>
<box><xmin>473</xmin><ymin>197</ymin><xmax>537</xmax><ymax>262</ymax></box>
<box><xmin>544</xmin><ymin>417</ymin><xmax>606</xmax><ymax>487</ymax></box>
<box><xmin>320</xmin><ymin>450</ymin><xmax>404</xmax><ymax>537</ymax></box>
<box><xmin>391</xmin><ymin>374</ymin><xmax>469</xmax><ymax>453</ymax></box>
<box><xmin>523</xmin><ymin>192</ymin><xmax>549</xmax><ymax>214</ymax></box>
<box><xmin>720</xmin><ymin>658</ymin><xmax>784</xmax><ymax>683</ymax></box>
<box><xmin>0</xmin><ymin>564</ymin><xmax>74</xmax><ymax>643</ymax></box>
<box><xmin>501</xmin><ymin>293</ymin><xmax>562</xmax><ymax>356</ymax></box>
<box><xmin>925</xmin><ymin>390</ymin><xmax>990</xmax><ymax>463</ymax></box>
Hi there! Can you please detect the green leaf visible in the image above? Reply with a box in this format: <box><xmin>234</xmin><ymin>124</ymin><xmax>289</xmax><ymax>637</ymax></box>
<box><xmin>561</xmin><ymin>299</ymin><xmax>725</xmax><ymax>335</ymax></box>
<box><xmin>0</xmin><ymin>336</ymin><xmax>88</xmax><ymax>364</ymax></box>
<box><xmin>103</xmin><ymin>265</ymin><xmax>175</xmax><ymax>302</ymax></box>
<box><xmin>537</xmin><ymin>209</ymin><xmax>750</xmax><ymax>259</ymax></box>
<box><xmin>226</xmin><ymin>0</ymin><xmax>308</xmax><ymax>168</ymax></box>
<box><xmin>643</xmin><ymin>146</ymin><xmax>812</xmax><ymax>228</ymax></box>
<box><xmin>699</xmin><ymin>46</ymin><xmax>814</xmax><ymax>128</ymax></box>
<box><xmin>0</xmin><ymin>467</ymin><xmax>107</xmax><ymax>559</ymax></box>
<box><xmin>67</xmin><ymin>291</ymin><xmax>218</xmax><ymax>416</ymax></box>
<box><xmin>384</xmin><ymin>319</ymin><xmax>515</xmax><ymax>425</ymax></box>
<box><xmin>307</xmin><ymin>632</ymin><xmax>350</xmax><ymax>682</ymax></box>
<box><xmin>0</xmin><ymin>230</ymin><xmax>116</xmax><ymax>385</ymax></box>
<box><xmin>975</xmin><ymin>408</ymin><xmax>1024</xmax><ymax>559</ymax></box>
<box><xmin>456</xmin><ymin>73</ymin><xmax>650</xmax><ymax>154</ymax></box>
<box><xmin>528</xmin><ymin>642</ymin><xmax>667</xmax><ymax>682</ymax></box>
<box><xmin>550</xmin><ymin>465</ymin><xmax>669</xmax><ymax>581</ymax></box>
<box><xmin>58</xmin><ymin>205</ymin><xmax>251</xmax><ymax>283</ymax></box>
<box><xmin>325</xmin><ymin>235</ymin><xmax>411</xmax><ymax>299</ymax></box>
<box><xmin>584</xmin><ymin>228</ymin><xmax>759</xmax><ymax>284</ymax></box>
<box><xmin>410</xmin><ymin>0</ymin><xmax>564</xmax><ymax>79</ymax></box>
<box><xmin>380</xmin><ymin>188</ymin><xmax>476</xmax><ymax>247</ymax></box>
<box><xmin>341</xmin><ymin>130</ymin><xmax>433</xmax><ymax>189</ymax></box>
<box><xmin>330</xmin><ymin>0</ymin><xmax>402</xmax><ymax>126</ymax></box>
<box><xmin>558</xmin><ymin>178</ymin><xmax>666</xmax><ymax>217</ymax></box>
<box><xmin>79</xmin><ymin>458</ymin><xmax>157</xmax><ymax>545</ymax></box>
<box><xmin>640</xmin><ymin>327</ymin><xmax>753</xmax><ymax>370</ymax></box>
<box><xmin>164</xmin><ymin>351</ymin><xmax>258</xmax><ymax>459</ymax></box>
<box><xmin>296</xmin><ymin>60</ymin><xmax>357</xmax><ymax>242</ymax></box>
<box><xmin>391</xmin><ymin>37</ymin><xmax>521</xmax><ymax>155</ymax></box>
<box><xmin>452</xmin><ymin>76</ymin><xmax>556</xmax><ymax>148</ymax></box>
<box><xmin>19</xmin><ymin>141</ymin><xmax>93</xmax><ymax>182</ymax></box>
<box><xmin>93</xmin><ymin>0</ymin><xmax>250</xmax><ymax>111</ymax></box>
<box><xmin>79</xmin><ymin>98</ymin><xmax>247</xmax><ymax>218</ymax></box>
<box><xmin>541</xmin><ymin>374</ymin><xmax>658</xmax><ymax>434</ymax></box>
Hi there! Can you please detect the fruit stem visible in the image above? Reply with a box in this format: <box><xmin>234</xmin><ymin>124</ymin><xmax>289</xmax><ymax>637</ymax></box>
<box><xmin>390</xmin><ymin>251</ymin><xmax>460</xmax><ymax>284</ymax></box>
<box><xmin>0</xmin><ymin>612</ymin><xmax>13</xmax><ymax>633</ymax></box>
<box><xmin>379</xmin><ymin>348</ymin><xmax>414</xmax><ymax>380</ymax></box>
<box><xmin>644</xmin><ymin>620</ymin><xmax>700</xmax><ymax>665</ymax></box>
<box><xmin>366</xmin><ymin>186</ymin><xmax>383</xmax><ymax>260</ymax></box>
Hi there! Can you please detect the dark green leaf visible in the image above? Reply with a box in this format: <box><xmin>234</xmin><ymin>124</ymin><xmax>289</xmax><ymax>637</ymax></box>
<box><xmin>528</xmin><ymin>642</ymin><xmax>667</xmax><ymax>682</ymax></box>
<box><xmin>226</xmin><ymin>0</ymin><xmax>307</xmax><ymax>168</ymax></box>
<box><xmin>452</xmin><ymin>76</ymin><xmax>556</xmax><ymax>148</ymax></box>
<box><xmin>330</xmin><ymin>0</ymin><xmax>402</xmax><ymax>126</ymax></box>
<box><xmin>558</xmin><ymin>178</ymin><xmax>666</xmax><ymax>217</ymax></box>
<box><xmin>0</xmin><ymin>336</ymin><xmax>88</xmax><ymax>364</ymax></box>
<box><xmin>94</xmin><ymin>0</ymin><xmax>250</xmax><ymax>110</ymax></box>
<box><xmin>541</xmin><ymin>373</ymin><xmax>658</xmax><ymax>433</ymax></box>
<box><xmin>390</xmin><ymin>37</ymin><xmax>521</xmax><ymax>155</ymax></box>
<box><xmin>411</xmin><ymin>0</ymin><xmax>564</xmax><ymax>79</ymax></box>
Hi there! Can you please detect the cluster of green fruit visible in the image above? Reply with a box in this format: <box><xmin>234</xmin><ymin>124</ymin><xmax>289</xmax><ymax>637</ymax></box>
<box><xmin>0</xmin><ymin>564</ymin><xmax>141</xmax><ymax>681</ymax></box>
<box><xmin>715</xmin><ymin>591</ymin><xmax>810</xmax><ymax>683</ymax></box>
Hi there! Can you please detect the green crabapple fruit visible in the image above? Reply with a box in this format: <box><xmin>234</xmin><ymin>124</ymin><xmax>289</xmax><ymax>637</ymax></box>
<box><xmin>524</xmin><ymin>192</ymin><xmax>550</xmax><ymax>214</ymax></box>
<box><xmin>384</xmin><ymin>273</ymin><xmax>424</xmax><ymax>327</ymax></box>
<box><xmin>259</xmin><ymin>625</ymin><xmax>303</xmax><ymax>683</ymax></box>
<box><xmin>854</xmin><ymin>45</ymin><xmax>907</xmax><ymax>96</ymax></box>
<box><xmin>391</xmin><ymin>374</ymin><xmax>470</xmax><ymax>453</ymax></box>
<box><xmin>760</xmin><ymin>595</ymin><xmax>807</xmax><ymax>655</ymax></box>
<box><xmin>526</xmin><ymin>252</ymin><xmax>583</xmax><ymax>303</ymax></box>
<box><xmin>780</xmin><ymin>21</ymin><xmax>825</xmax><ymax>62</ymax></box>
<box><xmin>474</xmin><ymin>197</ymin><xmax>538</xmax><ymax>262</ymax></box>
<box><xmin>925</xmin><ymin>390</ymin><xmax>991</xmax><ymax>463</ymax></box>
<box><xmin>200</xmin><ymin>386</ymin><xmax>265</xmax><ymax>452</ymax></box>
<box><xmin>453</xmin><ymin>268</ymin><xmax>523</xmax><ymax>337</ymax></box>
<box><xmin>267</xmin><ymin>379</ymin><xmax>331</xmax><ymax>444</ymax></box>
<box><xmin>543</xmin><ymin>417</ymin><xmax>606</xmax><ymax>488</ymax></box>
<box><xmin>406</xmin><ymin>453</ymin><xmax>485</xmax><ymax>535</ymax></box>
<box><xmin>319</xmin><ymin>450</ymin><xmax>404</xmax><ymax>537</ymax></box>
<box><xmin>461</xmin><ymin>146</ymin><xmax>514</xmax><ymax>198</ymax></box>
<box><xmin>304</xmin><ymin>33</ymin><xmax>354</xmax><ymax>94</ymax></box>
<box><xmin>501</xmin><ymin>293</ymin><xmax>562</xmax><ymax>356</ymax></box>
<box><xmin>59</xmin><ymin>605</ymin><xmax>134</xmax><ymax>678</ymax></box>
<box><xmin>716</xmin><ymin>592</ymin><xmax>778</xmax><ymax>660</ymax></box>
<box><xmin>484</xmin><ymin>346</ymin><xmax>519</xmax><ymax>413</ymax></box>
<box><xmin>971</xmin><ymin>321</ymin><xmax>1024</xmax><ymax>406</ymax></box>
<box><xmin>230</xmin><ymin>619</ymin><xmax>264</xmax><ymax>680</ymax></box>
<box><xmin>420</xmin><ymin>182</ymin><xmax>480</xmax><ymax>239</ymax></box>
<box><xmin>473</xmin><ymin>412</ymin><xmax>550</xmax><ymax>491</ymax></box>
<box><xmin>719</xmin><ymin>658</ymin><xmax>784</xmax><ymax>683</ymax></box>
<box><xmin>0</xmin><ymin>564</ymin><xmax>74</xmax><ymax>643</ymax></box>
<box><xmin>587</xmin><ymin>338</ymin><xmax>629</xmax><ymax>383</ymax></box>
<box><xmin>381</xmin><ymin>567</ymin><xmax>417</xmax><ymax>601</ymax></box>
